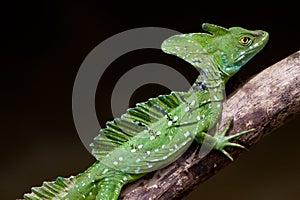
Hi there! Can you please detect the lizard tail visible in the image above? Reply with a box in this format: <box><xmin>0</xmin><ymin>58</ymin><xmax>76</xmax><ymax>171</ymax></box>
<box><xmin>23</xmin><ymin>174</ymin><xmax>124</xmax><ymax>200</ymax></box>
<box><xmin>23</xmin><ymin>175</ymin><xmax>77</xmax><ymax>200</ymax></box>
<box><xmin>23</xmin><ymin>166</ymin><xmax>144</xmax><ymax>200</ymax></box>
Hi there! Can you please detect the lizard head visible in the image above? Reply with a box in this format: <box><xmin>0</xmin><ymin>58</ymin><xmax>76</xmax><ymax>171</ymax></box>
<box><xmin>162</xmin><ymin>23</ymin><xmax>269</xmax><ymax>83</ymax></box>
<box><xmin>201</xmin><ymin>23</ymin><xmax>269</xmax><ymax>81</ymax></box>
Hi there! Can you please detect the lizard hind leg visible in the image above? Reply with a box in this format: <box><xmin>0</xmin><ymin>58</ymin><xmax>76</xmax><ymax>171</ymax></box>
<box><xmin>95</xmin><ymin>173</ymin><xmax>143</xmax><ymax>200</ymax></box>
<box><xmin>95</xmin><ymin>175</ymin><xmax>126</xmax><ymax>200</ymax></box>
<box><xmin>95</xmin><ymin>181</ymin><xmax>121</xmax><ymax>200</ymax></box>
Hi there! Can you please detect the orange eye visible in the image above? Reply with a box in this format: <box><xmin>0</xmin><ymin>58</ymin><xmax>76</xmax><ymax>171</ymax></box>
<box><xmin>240</xmin><ymin>37</ymin><xmax>251</xmax><ymax>45</ymax></box>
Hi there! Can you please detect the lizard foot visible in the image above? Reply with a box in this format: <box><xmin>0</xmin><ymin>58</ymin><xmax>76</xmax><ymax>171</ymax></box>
<box><xmin>213</xmin><ymin>118</ymin><xmax>255</xmax><ymax>161</ymax></box>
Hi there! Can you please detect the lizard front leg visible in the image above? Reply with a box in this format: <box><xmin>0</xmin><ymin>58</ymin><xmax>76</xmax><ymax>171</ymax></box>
<box><xmin>194</xmin><ymin>118</ymin><xmax>255</xmax><ymax>160</ymax></box>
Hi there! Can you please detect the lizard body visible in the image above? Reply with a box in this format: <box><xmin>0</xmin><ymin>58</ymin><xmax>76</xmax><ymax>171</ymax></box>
<box><xmin>24</xmin><ymin>23</ymin><xmax>268</xmax><ymax>200</ymax></box>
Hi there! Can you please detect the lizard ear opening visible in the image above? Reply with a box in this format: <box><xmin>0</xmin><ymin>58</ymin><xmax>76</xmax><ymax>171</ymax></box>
<box><xmin>202</xmin><ymin>23</ymin><xmax>229</xmax><ymax>36</ymax></box>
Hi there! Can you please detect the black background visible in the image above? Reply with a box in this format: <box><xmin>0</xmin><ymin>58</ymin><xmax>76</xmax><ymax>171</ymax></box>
<box><xmin>1</xmin><ymin>1</ymin><xmax>299</xmax><ymax>199</ymax></box>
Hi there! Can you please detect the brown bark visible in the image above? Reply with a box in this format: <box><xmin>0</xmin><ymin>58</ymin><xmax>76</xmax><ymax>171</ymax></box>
<box><xmin>120</xmin><ymin>50</ymin><xmax>300</xmax><ymax>200</ymax></box>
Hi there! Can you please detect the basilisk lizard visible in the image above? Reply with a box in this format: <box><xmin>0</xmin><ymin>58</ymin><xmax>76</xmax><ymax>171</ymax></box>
<box><xmin>24</xmin><ymin>23</ymin><xmax>268</xmax><ymax>200</ymax></box>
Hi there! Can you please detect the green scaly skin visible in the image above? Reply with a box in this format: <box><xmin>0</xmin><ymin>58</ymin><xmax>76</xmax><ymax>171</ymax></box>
<box><xmin>24</xmin><ymin>23</ymin><xmax>268</xmax><ymax>200</ymax></box>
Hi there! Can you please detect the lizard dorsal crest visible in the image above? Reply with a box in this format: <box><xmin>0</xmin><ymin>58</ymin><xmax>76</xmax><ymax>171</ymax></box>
<box><xmin>201</xmin><ymin>23</ymin><xmax>229</xmax><ymax>36</ymax></box>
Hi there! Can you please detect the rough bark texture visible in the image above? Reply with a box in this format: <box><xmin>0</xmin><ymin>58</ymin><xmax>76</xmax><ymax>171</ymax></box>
<box><xmin>120</xmin><ymin>50</ymin><xmax>300</xmax><ymax>200</ymax></box>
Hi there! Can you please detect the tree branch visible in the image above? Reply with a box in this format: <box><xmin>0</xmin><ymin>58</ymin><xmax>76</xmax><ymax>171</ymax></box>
<box><xmin>120</xmin><ymin>50</ymin><xmax>300</xmax><ymax>200</ymax></box>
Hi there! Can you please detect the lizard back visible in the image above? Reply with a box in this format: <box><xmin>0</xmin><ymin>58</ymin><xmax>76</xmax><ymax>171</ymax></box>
<box><xmin>91</xmin><ymin>89</ymin><xmax>216</xmax><ymax>173</ymax></box>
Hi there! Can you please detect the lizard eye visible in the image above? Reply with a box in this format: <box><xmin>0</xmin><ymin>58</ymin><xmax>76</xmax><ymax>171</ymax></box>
<box><xmin>239</xmin><ymin>37</ymin><xmax>251</xmax><ymax>45</ymax></box>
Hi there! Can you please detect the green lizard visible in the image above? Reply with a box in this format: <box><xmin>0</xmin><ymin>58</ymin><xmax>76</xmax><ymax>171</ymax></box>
<box><xmin>24</xmin><ymin>23</ymin><xmax>268</xmax><ymax>200</ymax></box>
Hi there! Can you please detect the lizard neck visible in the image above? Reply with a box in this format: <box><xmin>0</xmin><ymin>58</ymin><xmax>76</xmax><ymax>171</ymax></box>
<box><xmin>192</xmin><ymin>62</ymin><xmax>226</xmax><ymax>91</ymax></box>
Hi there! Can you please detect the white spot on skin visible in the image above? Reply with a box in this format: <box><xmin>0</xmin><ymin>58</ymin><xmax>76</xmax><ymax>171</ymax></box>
<box><xmin>190</xmin><ymin>100</ymin><xmax>196</xmax><ymax>106</ymax></box>
<box><xmin>173</xmin><ymin>116</ymin><xmax>178</xmax><ymax>121</ymax></box>
<box><xmin>138</xmin><ymin>144</ymin><xmax>143</xmax><ymax>149</ymax></box>
<box><xmin>150</xmin><ymin>136</ymin><xmax>155</xmax><ymax>140</ymax></box>
<box><xmin>184</xmin><ymin>131</ymin><xmax>190</xmax><ymax>138</ymax></box>
<box><xmin>135</xmin><ymin>167</ymin><xmax>141</xmax><ymax>173</ymax></box>
<box><xmin>184</xmin><ymin>107</ymin><xmax>190</xmax><ymax>112</ymax></box>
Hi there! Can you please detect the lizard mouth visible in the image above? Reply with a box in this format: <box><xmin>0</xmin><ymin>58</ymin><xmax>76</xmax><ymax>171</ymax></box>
<box><xmin>234</xmin><ymin>48</ymin><xmax>257</xmax><ymax>64</ymax></box>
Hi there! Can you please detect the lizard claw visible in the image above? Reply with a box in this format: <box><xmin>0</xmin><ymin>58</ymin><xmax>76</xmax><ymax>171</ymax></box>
<box><xmin>213</xmin><ymin>119</ymin><xmax>254</xmax><ymax>160</ymax></box>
